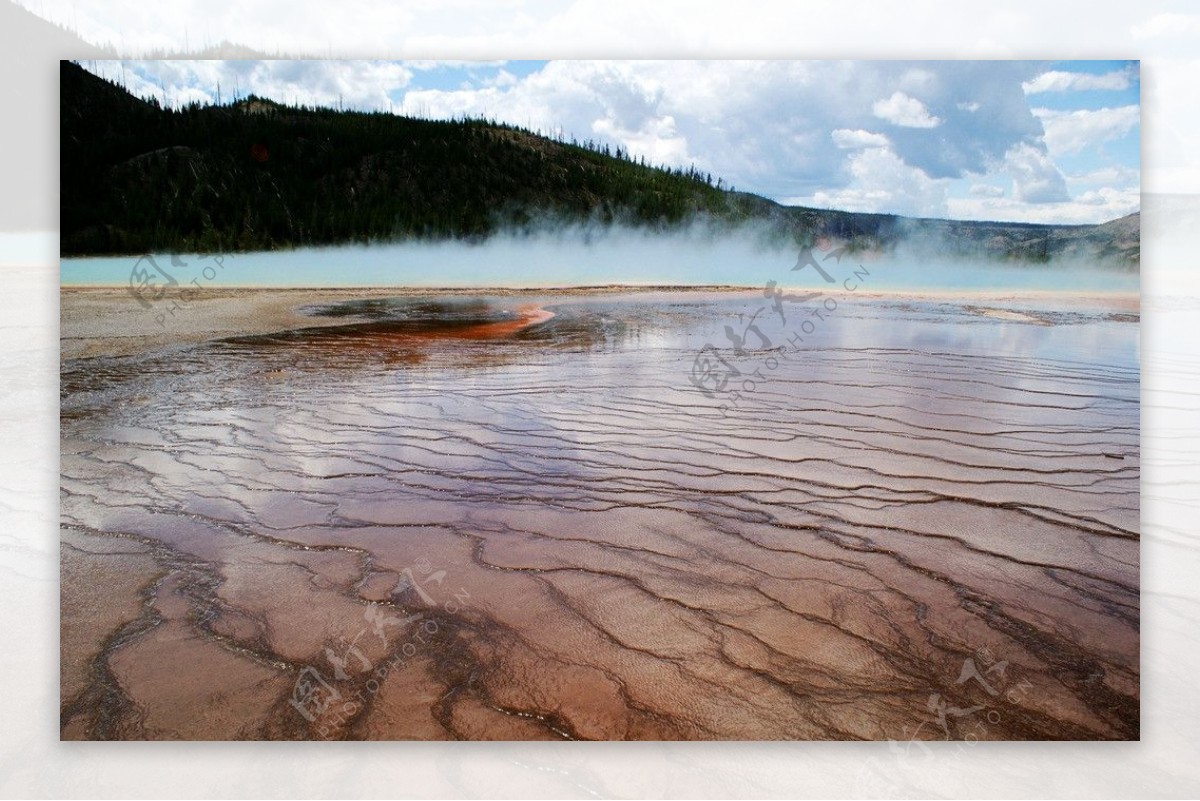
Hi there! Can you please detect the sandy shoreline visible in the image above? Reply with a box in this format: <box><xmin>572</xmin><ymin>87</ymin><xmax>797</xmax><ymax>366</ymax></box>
<box><xmin>60</xmin><ymin>286</ymin><xmax>744</xmax><ymax>359</ymax></box>
<box><xmin>61</xmin><ymin>284</ymin><xmax>1138</xmax><ymax>360</ymax></box>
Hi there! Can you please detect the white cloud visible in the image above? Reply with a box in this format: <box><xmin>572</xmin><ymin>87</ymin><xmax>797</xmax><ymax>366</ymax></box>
<box><xmin>478</xmin><ymin>68</ymin><xmax>519</xmax><ymax>89</ymax></box>
<box><xmin>1005</xmin><ymin>142</ymin><xmax>1070</xmax><ymax>203</ymax></box>
<box><xmin>898</xmin><ymin>68</ymin><xmax>937</xmax><ymax>92</ymax></box>
<box><xmin>871</xmin><ymin>91</ymin><xmax>942</xmax><ymax>128</ymax></box>
<box><xmin>1066</xmin><ymin>165</ymin><xmax>1141</xmax><ymax>187</ymax></box>
<box><xmin>592</xmin><ymin>113</ymin><xmax>690</xmax><ymax>165</ymax></box>
<box><xmin>948</xmin><ymin>187</ymin><xmax>1139</xmax><ymax>224</ymax></box>
<box><xmin>957</xmin><ymin>101</ymin><xmax>981</xmax><ymax>112</ymax></box>
<box><xmin>1033</xmin><ymin>105</ymin><xmax>1140</xmax><ymax>156</ymax></box>
<box><xmin>1074</xmin><ymin>187</ymin><xmax>1136</xmax><ymax>206</ymax></box>
<box><xmin>831</xmin><ymin>128</ymin><xmax>889</xmax><ymax>149</ymax></box>
<box><xmin>786</xmin><ymin>145</ymin><xmax>947</xmax><ymax>218</ymax></box>
<box><xmin>970</xmin><ymin>183</ymin><xmax>1005</xmax><ymax>197</ymax></box>
<box><xmin>1022</xmin><ymin>69</ymin><xmax>1132</xmax><ymax>93</ymax></box>
<box><xmin>386</xmin><ymin>60</ymin><xmax>1043</xmax><ymax>200</ymax></box>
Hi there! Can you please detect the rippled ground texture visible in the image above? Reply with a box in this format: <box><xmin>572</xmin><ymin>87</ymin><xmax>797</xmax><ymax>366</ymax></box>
<box><xmin>60</xmin><ymin>291</ymin><xmax>1139</xmax><ymax>740</ymax></box>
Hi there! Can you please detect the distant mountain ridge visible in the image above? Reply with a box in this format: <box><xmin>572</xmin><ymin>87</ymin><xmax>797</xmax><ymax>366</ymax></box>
<box><xmin>60</xmin><ymin>61</ymin><xmax>1139</xmax><ymax>268</ymax></box>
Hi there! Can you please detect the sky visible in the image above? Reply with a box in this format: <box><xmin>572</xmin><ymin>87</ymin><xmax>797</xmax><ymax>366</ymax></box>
<box><xmin>80</xmin><ymin>59</ymin><xmax>1140</xmax><ymax>225</ymax></box>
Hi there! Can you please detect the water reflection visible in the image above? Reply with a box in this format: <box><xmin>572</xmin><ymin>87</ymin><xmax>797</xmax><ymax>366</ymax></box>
<box><xmin>60</xmin><ymin>292</ymin><xmax>1140</xmax><ymax>741</ymax></box>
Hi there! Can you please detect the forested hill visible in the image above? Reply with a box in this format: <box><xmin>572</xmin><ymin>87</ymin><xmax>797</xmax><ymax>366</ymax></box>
<box><xmin>60</xmin><ymin>61</ymin><xmax>1139</xmax><ymax>267</ymax></box>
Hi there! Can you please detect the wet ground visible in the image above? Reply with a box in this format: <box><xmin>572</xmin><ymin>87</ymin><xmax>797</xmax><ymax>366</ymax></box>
<box><xmin>60</xmin><ymin>290</ymin><xmax>1139</xmax><ymax>740</ymax></box>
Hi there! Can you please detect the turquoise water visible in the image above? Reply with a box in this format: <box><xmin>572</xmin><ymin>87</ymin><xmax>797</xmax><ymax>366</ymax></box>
<box><xmin>60</xmin><ymin>230</ymin><xmax>1139</xmax><ymax>293</ymax></box>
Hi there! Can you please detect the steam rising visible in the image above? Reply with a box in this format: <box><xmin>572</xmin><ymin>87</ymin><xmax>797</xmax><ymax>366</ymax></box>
<box><xmin>62</xmin><ymin>217</ymin><xmax>1139</xmax><ymax>294</ymax></box>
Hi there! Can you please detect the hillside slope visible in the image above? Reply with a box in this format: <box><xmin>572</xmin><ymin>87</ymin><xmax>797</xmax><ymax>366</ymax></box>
<box><xmin>60</xmin><ymin>61</ymin><xmax>1138</xmax><ymax>267</ymax></box>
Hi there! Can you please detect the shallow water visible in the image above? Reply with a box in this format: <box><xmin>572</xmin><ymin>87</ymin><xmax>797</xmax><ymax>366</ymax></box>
<box><xmin>60</xmin><ymin>235</ymin><xmax>1140</xmax><ymax>293</ymax></box>
<box><xmin>60</xmin><ymin>292</ymin><xmax>1139</xmax><ymax>740</ymax></box>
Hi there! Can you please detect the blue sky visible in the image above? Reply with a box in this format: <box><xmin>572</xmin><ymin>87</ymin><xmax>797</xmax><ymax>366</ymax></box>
<box><xmin>83</xmin><ymin>59</ymin><xmax>1140</xmax><ymax>224</ymax></box>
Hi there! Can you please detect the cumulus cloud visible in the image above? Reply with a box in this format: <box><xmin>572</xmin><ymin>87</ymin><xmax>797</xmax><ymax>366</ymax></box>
<box><xmin>592</xmin><ymin>113</ymin><xmax>691</xmax><ymax>165</ymax></box>
<box><xmin>831</xmin><ymin>128</ymin><xmax>889</xmax><ymax>149</ymax></box>
<box><xmin>1005</xmin><ymin>142</ymin><xmax>1071</xmax><ymax>203</ymax></box>
<box><xmin>785</xmin><ymin>145</ymin><xmax>947</xmax><ymax>218</ymax></box>
<box><xmin>948</xmin><ymin>187</ymin><xmax>1139</xmax><ymax>224</ymax></box>
<box><xmin>384</xmin><ymin>60</ymin><xmax>1048</xmax><ymax>198</ymax></box>
<box><xmin>1066</xmin><ymin>165</ymin><xmax>1140</xmax><ymax>188</ymax></box>
<box><xmin>1022</xmin><ymin>68</ymin><xmax>1132</xmax><ymax>93</ymax></box>
<box><xmin>970</xmin><ymin>183</ymin><xmax>1005</xmax><ymax>197</ymax></box>
<box><xmin>871</xmin><ymin>91</ymin><xmax>942</xmax><ymax>128</ymax></box>
<box><xmin>1074</xmin><ymin>187</ymin><xmax>1135</xmax><ymax>206</ymax></box>
<box><xmin>1033</xmin><ymin>105</ymin><xmax>1140</xmax><ymax>156</ymax></box>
